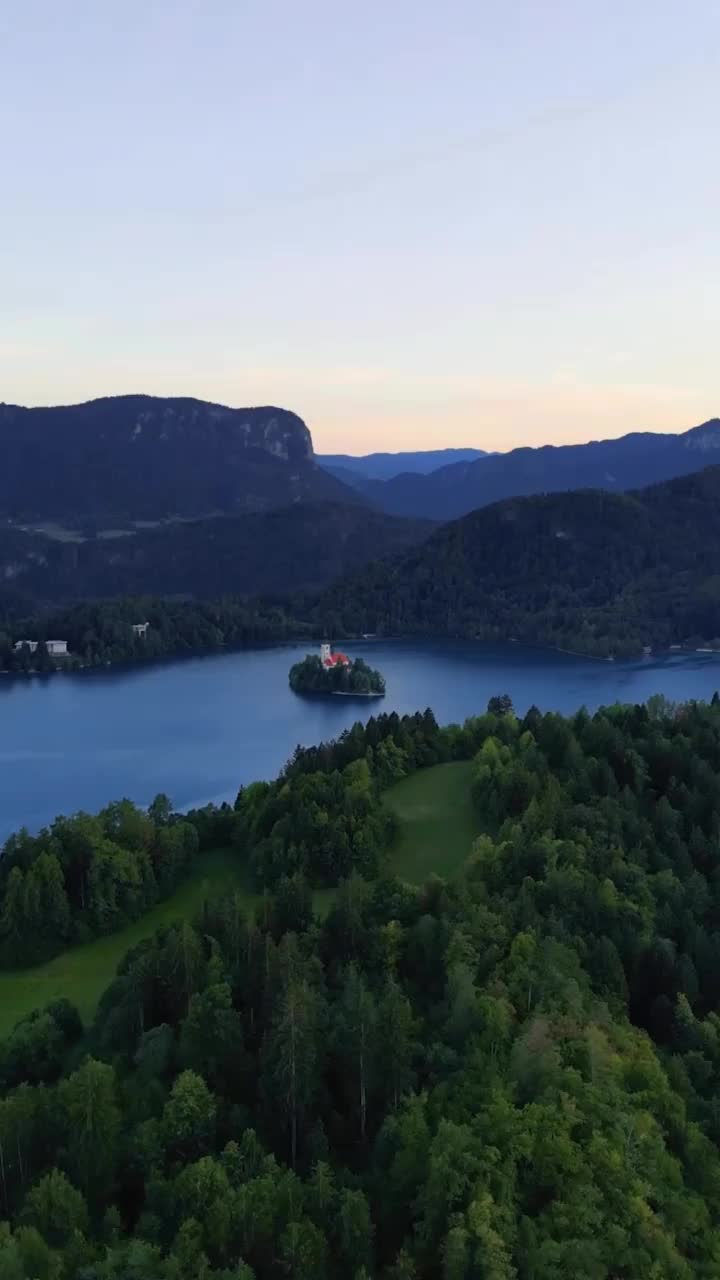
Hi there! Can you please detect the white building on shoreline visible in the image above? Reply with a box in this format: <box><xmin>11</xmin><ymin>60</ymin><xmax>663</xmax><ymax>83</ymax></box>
<box><xmin>14</xmin><ymin>639</ymin><xmax>69</xmax><ymax>657</ymax></box>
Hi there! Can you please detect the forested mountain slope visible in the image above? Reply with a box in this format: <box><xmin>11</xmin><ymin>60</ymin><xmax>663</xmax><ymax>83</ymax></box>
<box><xmin>312</xmin><ymin>466</ymin><xmax>720</xmax><ymax>656</ymax></box>
<box><xmin>0</xmin><ymin>502</ymin><xmax>431</xmax><ymax>608</ymax></box>
<box><xmin>367</xmin><ymin>417</ymin><xmax>720</xmax><ymax>519</ymax></box>
<box><xmin>0</xmin><ymin>395</ymin><xmax>356</xmax><ymax>523</ymax></box>
<box><xmin>2</xmin><ymin>699</ymin><xmax>720</xmax><ymax>1274</ymax></box>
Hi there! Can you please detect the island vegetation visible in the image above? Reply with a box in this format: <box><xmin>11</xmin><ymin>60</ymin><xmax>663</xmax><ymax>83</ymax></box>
<box><xmin>2</xmin><ymin>694</ymin><xmax>720</xmax><ymax>1274</ymax></box>
<box><xmin>289</xmin><ymin>652</ymin><xmax>385</xmax><ymax>697</ymax></box>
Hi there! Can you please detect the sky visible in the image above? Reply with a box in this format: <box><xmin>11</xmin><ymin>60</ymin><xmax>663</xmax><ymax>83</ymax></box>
<box><xmin>2</xmin><ymin>1</ymin><xmax>719</xmax><ymax>454</ymax></box>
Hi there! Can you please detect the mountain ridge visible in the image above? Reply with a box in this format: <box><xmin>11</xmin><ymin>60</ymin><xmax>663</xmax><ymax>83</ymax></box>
<box><xmin>310</xmin><ymin>463</ymin><xmax>720</xmax><ymax>657</ymax></box>
<box><xmin>0</xmin><ymin>394</ymin><xmax>358</xmax><ymax>524</ymax></box>
<box><xmin>318</xmin><ymin>446</ymin><xmax>488</xmax><ymax>482</ymax></box>
<box><xmin>363</xmin><ymin>418</ymin><xmax>720</xmax><ymax>518</ymax></box>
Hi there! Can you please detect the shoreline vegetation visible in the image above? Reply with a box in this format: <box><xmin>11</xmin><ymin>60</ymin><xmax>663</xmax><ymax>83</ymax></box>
<box><xmin>4</xmin><ymin>696</ymin><xmax>720</xmax><ymax>1272</ymax></box>
<box><xmin>0</xmin><ymin>597</ymin><xmax>312</xmax><ymax>677</ymax></box>
<box><xmin>0</xmin><ymin>762</ymin><xmax>475</xmax><ymax>1037</ymax></box>
<box><xmin>4</xmin><ymin>688</ymin><xmax>715</xmax><ymax>991</ymax></box>
<box><xmin>3</xmin><ymin>583</ymin><xmax>720</xmax><ymax>687</ymax></box>
<box><xmin>2</xmin><ymin>617</ymin><xmax>719</xmax><ymax>683</ymax></box>
<box><xmin>5</xmin><ymin>467</ymin><xmax>720</xmax><ymax>679</ymax></box>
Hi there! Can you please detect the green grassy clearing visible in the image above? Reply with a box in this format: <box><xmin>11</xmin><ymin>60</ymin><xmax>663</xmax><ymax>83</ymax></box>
<box><xmin>0</xmin><ymin>848</ymin><xmax>252</xmax><ymax>1038</ymax></box>
<box><xmin>0</xmin><ymin>763</ymin><xmax>476</xmax><ymax>1036</ymax></box>
<box><xmin>384</xmin><ymin>760</ymin><xmax>477</xmax><ymax>884</ymax></box>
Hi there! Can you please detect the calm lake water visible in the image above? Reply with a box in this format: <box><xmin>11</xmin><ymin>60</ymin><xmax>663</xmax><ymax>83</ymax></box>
<box><xmin>1</xmin><ymin>639</ymin><xmax>719</xmax><ymax>840</ymax></box>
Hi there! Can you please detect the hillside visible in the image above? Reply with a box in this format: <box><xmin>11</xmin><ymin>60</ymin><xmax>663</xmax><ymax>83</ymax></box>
<box><xmin>0</xmin><ymin>395</ymin><xmax>356</xmax><ymax>524</ymax></box>
<box><xmin>319</xmin><ymin>446</ymin><xmax>487</xmax><ymax>481</ymax></box>
<box><xmin>3</xmin><ymin>706</ymin><xmax>720</xmax><ymax>1274</ymax></box>
<box><xmin>0</xmin><ymin>503</ymin><xmax>431</xmax><ymax>608</ymax></box>
<box><xmin>366</xmin><ymin>418</ymin><xmax>720</xmax><ymax>519</ymax></box>
<box><xmin>311</xmin><ymin>465</ymin><xmax>720</xmax><ymax>656</ymax></box>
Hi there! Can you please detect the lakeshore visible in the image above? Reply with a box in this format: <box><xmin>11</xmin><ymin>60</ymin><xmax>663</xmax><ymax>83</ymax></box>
<box><xmin>330</xmin><ymin>689</ymin><xmax>385</xmax><ymax>697</ymax></box>
<box><xmin>4</xmin><ymin>622</ymin><xmax>720</xmax><ymax>683</ymax></box>
<box><xmin>2</xmin><ymin>638</ymin><xmax>720</xmax><ymax>841</ymax></box>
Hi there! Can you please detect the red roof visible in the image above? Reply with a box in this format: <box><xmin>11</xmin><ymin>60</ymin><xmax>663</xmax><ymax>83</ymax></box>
<box><xmin>323</xmin><ymin>652</ymin><xmax>350</xmax><ymax>666</ymax></box>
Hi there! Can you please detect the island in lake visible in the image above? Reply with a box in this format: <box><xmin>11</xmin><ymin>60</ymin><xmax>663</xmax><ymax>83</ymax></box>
<box><xmin>289</xmin><ymin>643</ymin><xmax>386</xmax><ymax>697</ymax></box>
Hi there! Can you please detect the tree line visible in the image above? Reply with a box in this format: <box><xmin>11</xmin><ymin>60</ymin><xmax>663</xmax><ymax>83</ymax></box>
<box><xmin>235</xmin><ymin>709</ymin><xmax>489</xmax><ymax>889</ymax></box>
<box><xmin>2</xmin><ymin>694</ymin><xmax>720</xmax><ymax>1272</ymax></box>
<box><xmin>0</xmin><ymin>709</ymin><xmax>461</xmax><ymax>968</ymax></box>
<box><xmin>0</xmin><ymin>597</ymin><xmax>307</xmax><ymax>674</ymax></box>
<box><xmin>0</xmin><ymin>797</ymin><xmax>202</xmax><ymax>968</ymax></box>
<box><xmin>5</xmin><ymin>467</ymin><xmax>720</xmax><ymax>670</ymax></box>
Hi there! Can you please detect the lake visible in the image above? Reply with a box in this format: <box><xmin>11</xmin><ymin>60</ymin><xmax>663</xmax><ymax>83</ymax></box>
<box><xmin>1</xmin><ymin>639</ymin><xmax>719</xmax><ymax>840</ymax></box>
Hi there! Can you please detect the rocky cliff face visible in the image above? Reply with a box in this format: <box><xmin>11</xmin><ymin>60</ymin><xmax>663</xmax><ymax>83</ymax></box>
<box><xmin>0</xmin><ymin>395</ymin><xmax>347</xmax><ymax>523</ymax></box>
<box><xmin>682</xmin><ymin>420</ymin><xmax>720</xmax><ymax>453</ymax></box>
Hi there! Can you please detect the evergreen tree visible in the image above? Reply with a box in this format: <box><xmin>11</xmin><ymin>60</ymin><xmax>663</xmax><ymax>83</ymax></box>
<box><xmin>58</xmin><ymin>1060</ymin><xmax>120</xmax><ymax>1200</ymax></box>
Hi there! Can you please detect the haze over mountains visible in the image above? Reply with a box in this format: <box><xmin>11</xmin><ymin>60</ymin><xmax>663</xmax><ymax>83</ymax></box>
<box><xmin>330</xmin><ymin>419</ymin><xmax>720</xmax><ymax>519</ymax></box>
<box><xmin>319</xmin><ymin>447</ymin><xmax>488</xmax><ymax>482</ymax></box>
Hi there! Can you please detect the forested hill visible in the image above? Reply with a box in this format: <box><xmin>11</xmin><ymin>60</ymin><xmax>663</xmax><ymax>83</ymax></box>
<box><xmin>366</xmin><ymin>417</ymin><xmax>720</xmax><ymax>519</ymax></box>
<box><xmin>0</xmin><ymin>502</ymin><xmax>432</xmax><ymax>609</ymax></box>
<box><xmin>8</xmin><ymin>466</ymin><xmax>720</xmax><ymax>667</ymax></box>
<box><xmin>4</xmin><ymin>700</ymin><xmax>720</xmax><ymax>1273</ymax></box>
<box><xmin>0</xmin><ymin>395</ymin><xmax>356</xmax><ymax>523</ymax></box>
<box><xmin>312</xmin><ymin>465</ymin><xmax>720</xmax><ymax>656</ymax></box>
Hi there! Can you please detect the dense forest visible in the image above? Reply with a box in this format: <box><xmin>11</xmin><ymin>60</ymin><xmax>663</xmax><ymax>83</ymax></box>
<box><xmin>311</xmin><ymin>466</ymin><xmax>720</xmax><ymax>656</ymax></box>
<box><xmin>0</xmin><ymin>709</ymin><xmax>435</xmax><ymax>965</ymax></box>
<box><xmin>289</xmin><ymin>654</ymin><xmax>386</xmax><ymax>698</ymax></box>
<box><xmin>3</xmin><ymin>698</ymin><xmax>720</xmax><ymax>1273</ymax></box>
<box><xmin>0</xmin><ymin>503</ymin><xmax>429</xmax><ymax>610</ymax></box>
<box><xmin>6</xmin><ymin>467</ymin><xmax>720</xmax><ymax>673</ymax></box>
<box><xmin>0</xmin><ymin>797</ymin><xmax>204</xmax><ymax>968</ymax></box>
<box><xmin>0</xmin><ymin>598</ymin><xmax>308</xmax><ymax>674</ymax></box>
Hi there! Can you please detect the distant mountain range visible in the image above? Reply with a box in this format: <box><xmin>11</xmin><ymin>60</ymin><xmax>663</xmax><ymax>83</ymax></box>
<box><xmin>319</xmin><ymin>447</ymin><xmax>488</xmax><ymax>483</ymax></box>
<box><xmin>6</xmin><ymin>395</ymin><xmax>720</xmax><ymax>647</ymax></box>
<box><xmin>350</xmin><ymin>420</ymin><xmax>720</xmax><ymax>520</ymax></box>
<box><xmin>7</xmin><ymin>396</ymin><xmax>720</xmax><ymax>533</ymax></box>
<box><xmin>0</xmin><ymin>502</ymin><xmax>431</xmax><ymax>610</ymax></box>
<box><xmin>0</xmin><ymin>395</ymin><xmax>356</xmax><ymax>524</ymax></box>
<box><xmin>310</xmin><ymin>465</ymin><xmax>720</xmax><ymax>657</ymax></box>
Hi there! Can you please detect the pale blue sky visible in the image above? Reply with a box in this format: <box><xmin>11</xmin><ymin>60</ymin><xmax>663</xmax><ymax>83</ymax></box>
<box><xmin>2</xmin><ymin>1</ymin><xmax>719</xmax><ymax>451</ymax></box>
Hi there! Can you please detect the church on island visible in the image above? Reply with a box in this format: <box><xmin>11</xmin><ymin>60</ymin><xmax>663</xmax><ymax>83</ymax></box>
<box><xmin>289</xmin><ymin>643</ymin><xmax>384</xmax><ymax>697</ymax></box>
<box><xmin>320</xmin><ymin>642</ymin><xmax>350</xmax><ymax>669</ymax></box>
